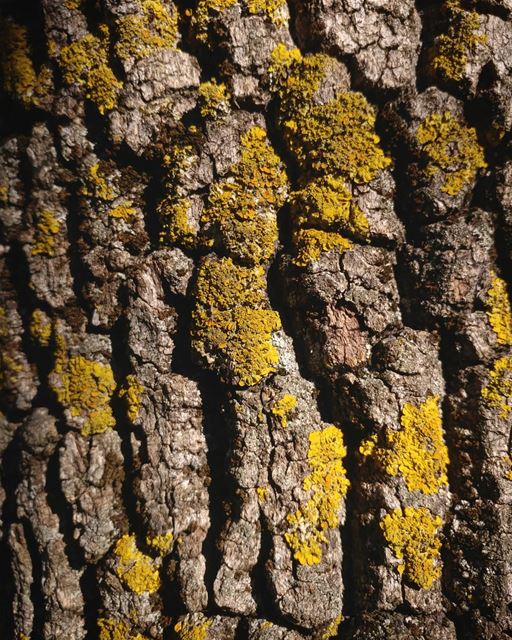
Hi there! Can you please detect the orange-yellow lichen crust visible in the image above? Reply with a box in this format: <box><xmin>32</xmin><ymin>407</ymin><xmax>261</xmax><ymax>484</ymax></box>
<box><xmin>59</xmin><ymin>25</ymin><xmax>122</xmax><ymax>114</ymax></box>
<box><xmin>30</xmin><ymin>309</ymin><xmax>52</xmax><ymax>347</ymax></box>
<box><xmin>31</xmin><ymin>210</ymin><xmax>60</xmax><ymax>257</ymax></box>
<box><xmin>146</xmin><ymin>531</ymin><xmax>174</xmax><ymax>555</ymax></box>
<box><xmin>198</xmin><ymin>79</ymin><xmax>230</xmax><ymax>118</ymax></box>
<box><xmin>114</xmin><ymin>534</ymin><xmax>160</xmax><ymax>594</ymax></box>
<box><xmin>119</xmin><ymin>374</ymin><xmax>144</xmax><ymax>422</ymax></box>
<box><xmin>431</xmin><ymin>0</ymin><xmax>487</xmax><ymax>82</ymax></box>
<box><xmin>416</xmin><ymin>111</ymin><xmax>487</xmax><ymax>196</ymax></box>
<box><xmin>481</xmin><ymin>356</ymin><xmax>512</xmax><ymax>419</ymax></box>
<box><xmin>285</xmin><ymin>425</ymin><xmax>350</xmax><ymax>565</ymax></box>
<box><xmin>380</xmin><ymin>506</ymin><xmax>442</xmax><ymax>589</ymax></box>
<box><xmin>191</xmin><ymin>256</ymin><xmax>281</xmax><ymax>386</ymax></box>
<box><xmin>50</xmin><ymin>334</ymin><xmax>116</xmax><ymax>437</ymax></box>
<box><xmin>174</xmin><ymin>613</ymin><xmax>212</xmax><ymax>640</ymax></box>
<box><xmin>360</xmin><ymin>396</ymin><xmax>449</xmax><ymax>495</ymax></box>
<box><xmin>98</xmin><ymin>617</ymin><xmax>147</xmax><ymax>640</ymax></box>
<box><xmin>318</xmin><ymin>614</ymin><xmax>343</xmax><ymax>640</ymax></box>
<box><xmin>292</xmin><ymin>228</ymin><xmax>352</xmax><ymax>267</ymax></box>
<box><xmin>486</xmin><ymin>272</ymin><xmax>512</xmax><ymax>346</ymax></box>
<box><xmin>115</xmin><ymin>0</ymin><xmax>178</xmax><ymax>61</ymax></box>
<box><xmin>0</xmin><ymin>18</ymin><xmax>49</xmax><ymax>107</ymax></box>
<box><xmin>201</xmin><ymin>126</ymin><xmax>288</xmax><ymax>265</ymax></box>
<box><xmin>271</xmin><ymin>393</ymin><xmax>297</xmax><ymax>427</ymax></box>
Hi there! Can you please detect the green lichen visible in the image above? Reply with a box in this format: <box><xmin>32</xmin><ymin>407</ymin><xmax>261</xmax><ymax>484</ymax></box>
<box><xmin>31</xmin><ymin>210</ymin><xmax>60</xmax><ymax>257</ymax></box>
<box><xmin>98</xmin><ymin>618</ymin><xmax>147</xmax><ymax>640</ymax></box>
<box><xmin>115</xmin><ymin>0</ymin><xmax>178</xmax><ymax>62</ymax></box>
<box><xmin>114</xmin><ymin>534</ymin><xmax>160</xmax><ymax>594</ymax></box>
<box><xmin>191</xmin><ymin>256</ymin><xmax>281</xmax><ymax>386</ymax></box>
<box><xmin>292</xmin><ymin>228</ymin><xmax>351</xmax><ymax>267</ymax></box>
<box><xmin>381</xmin><ymin>506</ymin><xmax>442</xmax><ymax>589</ymax></box>
<box><xmin>201</xmin><ymin>126</ymin><xmax>288</xmax><ymax>266</ymax></box>
<box><xmin>198</xmin><ymin>79</ymin><xmax>230</xmax><ymax>118</ymax></box>
<box><xmin>481</xmin><ymin>356</ymin><xmax>512</xmax><ymax>419</ymax></box>
<box><xmin>285</xmin><ymin>425</ymin><xmax>350</xmax><ymax>565</ymax></box>
<box><xmin>0</xmin><ymin>18</ymin><xmax>47</xmax><ymax>107</ymax></box>
<box><xmin>431</xmin><ymin>0</ymin><xmax>487</xmax><ymax>82</ymax></box>
<box><xmin>59</xmin><ymin>25</ymin><xmax>122</xmax><ymax>114</ymax></box>
<box><xmin>50</xmin><ymin>334</ymin><xmax>116</xmax><ymax>437</ymax></box>
<box><xmin>416</xmin><ymin>111</ymin><xmax>487</xmax><ymax>196</ymax></box>
<box><xmin>119</xmin><ymin>374</ymin><xmax>144</xmax><ymax>422</ymax></box>
<box><xmin>486</xmin><ymin>272</ymin><xmax>512</xmax><ymax>346</ymax></box>
<box><xmin>360</xmin><ymin>395</ymin><xmax>449</xmax><ymax>495</ymax></box>
<box><xmin>291</xmin><ymin>175</ymin><xmax>369</xmax><ymax>240</ymax></box>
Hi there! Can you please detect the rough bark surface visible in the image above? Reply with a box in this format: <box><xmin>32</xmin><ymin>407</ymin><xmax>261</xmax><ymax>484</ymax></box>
<box><xmin>1</xmin><ymin>0</ymin><xmax>511</xmax><ymax>639</ymax></box>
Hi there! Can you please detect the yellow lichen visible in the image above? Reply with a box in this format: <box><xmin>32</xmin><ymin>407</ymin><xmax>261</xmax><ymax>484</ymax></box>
<box><xmin>271</xmin><ymin>393</ymin><xmax>297</xmax><ymax>427</ymax></box>
<box><xmin>159</xmin><ymin>196</ymin><xmax>198</xmax><ymax>248</ymax></box>
<box><xmin>65</xmin><ymin>0</ymin><xmax>82</xmax><ymax>9</ymax></box>
<box><xmin>174</xmin><ymin>614</ymin><xmax>212</xmax><ymax>640</ymax></box>
<box><xmin>98</xmin><ymin>618</ymin><xmax>147</xmax><ymax>640</ymax></box>
<box><xmin>0</xmin><ymin>185</ymin><xmax>8</xmax><ymax>203</ymax></box>
<box><xmin>115</xmin><ymin>0</ymin><xmax>178</xmax><ymax>61</ymax></box>
<box><xmin>431</xmin><ymin>0</ymin><xmax>487</xmax><ymax>82</ymax></box>
<box><xmin>191</xmin><ymin>256</ymin><xmax>281</xmax><ymax>386</ymax></box>
<box><xmin>292</xmin><ymin>228</ymin><xmax>351</xmax><ymax>267</ymax></box>
<box><xmin>291</xmin><ymin>176</ymin><xmax>369</xmax><ymax>239</ymax></box>
<box><xmin>380</xmin><ymin>506</ymin><xmax>442</xmax><ymax>589</ymax></box>
<box><xmin>268</xmin><ymin>43</ymin><xmax>302</xmax><ymax>86</ymax></box>
<box><xmin>481</xmin><ymin>356</ymin><xmax>512</xmax><ymax>419</ymax></box>
<box><xmin>201</xmin><ymin>126</ymin><xmax>288</xmax><ymax>266</ymax></box>
<box><xmin>486</xmin><ymin>272</ymin><xmax>512</xmax><ymax>346</ymax></box>
<box><xmin>246</xmin><ymin>0</ymin><xmax>287</xmax><ymax>24</ymax></box>
<box><xmin>114</xmin><ymin>534</ymin><xmax>160</xmax><ymax>594</ymax></box>
<box><xmin>59</xmin><ymin>25</ymin><xmax>122</xmax><ymax>114</ymax></box>
<box><xmin>317</xmin><ymin>614</ymin><xmax>343</xmax><ymax>640</ymax></box>
<box><xmin>0</xmin><ymin>353</ymin><xmax>22</xmax><ymax>390</ymax></box>
<box><xmin>110</xmin><ymin>202</ymin><xmax>138</xmax><ymax>219</ymax></box>
<box><xmin>190</xmin><ymin>0</ymin><xmax>238</xmax><ymax>43</ymax></box>
<box><xmin>31</xmin><ymin>210</ymin><xmax>60</xmax><ymax>257</ymax></box>
<box><xmin>360</xmin><ymin>396</ymin><xmax>449</xmax><ymax>495</ymax></box>
<box><xmin>51</xmin><ymin>335</ymin><xmax>116</xmax><ymax>437</ymax></box>
<box><xmin>416</xmin><ymin>111</ymin><xmax>487</xmax><ymax>196</ymax></box>
<box><xmin>83</xmin><ymin>163</ymin><xmax>116</xmax><ymax>201</ymax></box>
<box><xmin>198</xmin><ymin>79</ymin><xmax>230</xmax><ymax>118</ymax></box>
<box><xmin>0</xmin><ymin>308</ymin><xmax>8</xmax><ymax>339</ymax></box>
<box><xmin>146</xmin><ymin>531</ymin><xmax>174</xmax><ymax>555</ymax></box>
<box><xmin>285</xmin><ymin>425</ymin><xmax>350</xmax><ymax>565</ymax></box>
<box><xmin>503</xmin><ymin>455</ymin><xmax>512</xmax><ymax>481</ymax></box>
<box><xmin>0</xmin><ymin>18</ymin><xmax>50</xmax><ymax>107</ymax></box>
<box><xmin>119</xmin><ymin>374</ymin><xmax>144</xmax><ymax>422</ymax></box>
<box><xmin>256</xmin><ymin>486</ymin><xmax>269</xmax><ymax>501</ymax></box>
<box><xmin>30</xmin><ymin>309</ymin><xmax>52</xmax><ymax>346</ymax></box>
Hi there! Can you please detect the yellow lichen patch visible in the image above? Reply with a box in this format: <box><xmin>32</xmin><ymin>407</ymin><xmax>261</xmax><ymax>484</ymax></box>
<box><xmin>268</xmin><ymin>43</ymin><xmax>302</xmax><ymax>86</ymax></box>
<box><xmin>0</xmin><ymin>308</ymin><xmax>8</xmax><ymax>339</ymax></box>
<box><xmin>146</xmin><ymin>531</ymin><xmax>174</xmax><ymax>555</ymax></box>
<box><xmin>115</xmin><ymin>0</ymin><xmax>178</xmax><ymax>61</ymax></box>
<box><xmin>59</xmin><ymin>25</ymin><xmax>122</xmax><ymax>114</ymax></box>
<box><xmin>119</xmin><ymin>374</ymin><xmax>144</xmax><ymax>422</ymax></box>
<box><xmin>98</xmin><ymin>617</ymin><xmax>147</xmax><ymax>640</ymax></box>
<box><xmin>416</xmin><ymin>111</ymin><xmax>487</xmax><ymax>196</ymax></box>
<box><xmin>291</xmin><ymin>176</ymin><xmax>369</xmax><ymax>239</ymax></box>
<box><xmin>174</xmin><ymin>613</ymin><xmax>212</xmax><ymax>640</ymax></box>
<box><xmin>256</xmin><ymin>486</ymin><xmax>269</xmax><ymax>502</ymax></box>
<box><xmin>503</xmin><ymin>455</ymin><xmax>512</xmax><ymax>481</ymax></box>
<box><xmin>51</xmin><ymin>335</ymin><xmax>116</xmax><ymax>437</ymax></box>
<box><xmin>198</xmin><ymin>79</ymin><xmax>230</xmax><ymax>118</ymax></box>
<box><xmin>83</xmin><ymin>163</ymin><xmax>116</xmax><ymax>201</ymax></box>
<box><xmin>30</xmin><ymin>309</ymin><xmax>52</xmax><ymax>346</ymax></box>
<box><xmin>201</xmin><ymin>126</ymin><xmax>288</xmax><ymax>265</ymax></box>
<box><xmin>0</xmin><ymin>353</ymin><xmax>22</xmax><ymax>390</ymax></box>
<box><xmin>431</xmin><ymin>0</ymin><xmax>487</xmax><ymax>82</ymax></box>
<box><xmin>380</xmin><ymin>506</ymin><xmax>442</xmax><ymax>589</ymax></box>
<box><xmin>31</xmin><ymin>210</ymin><xmax>60</xmax><ymax>257</ymax></box>
<box><xmin>159</xmin><ymin>196</ymin><xmax>197</xmax><ymax>248</ymax></box>
<box><xmin>481</xmin><ymin>356</ymin><xmax>512</xmax><ymax>419</ymax></box>
<box><xmin>292</xmin><ymin>228</ymin><xmax>351</xmax><ymax>267</ymax></box>
<box><xmin>271</xmin><ymin>393</ymin><xmax>297</xmax><ymax>427</ymax></box>
<box><xmin>190</xmin><ymin>0</ymin><xmax>238</xmax><ymax>43</ymax></box>
<box><xmin>0</xmin><ymin>185</ymin><xmax>8</xmax><ymax>203</ymax></box>
<box><xmin>191</xmin><ymin>256</ymin><xmax>281</xmax><ymax>386</ymax></box>
<box><xmin>361</xmin><ymin>396</ymin><xmax>449</xmax><ymax>495</ymax></box>
<box><xmin>285</xmin><ymin>425</ymin><xmax>350</xmax><ymax>565</ymax></box>
<box><xmin>110</xmin><ymin>202</ymin><xmax>138</xmax><ymax>220</ymax></box>
<box><xmin>114</xmin><ymin>534</ymin><xmax>160</xmax><ymax>594</ymax></box>
<box><xmin>0</xmin><ymin>18</ymin><xmax>51</xmax><ymax>107</ymax></box>
<box><xmin>246</xmin><ymin>0</ymin><xmax>287</xmax><ymax>24</ymax></box>
<box><xmin>317</xmin><ymin>614</ymin><xmax>343</xmax><ymax>640</ymax></box>
<box><xmin>486</xmin><ymin>272</ymin><xmax>512</xmax><ymax>346</ymax></box>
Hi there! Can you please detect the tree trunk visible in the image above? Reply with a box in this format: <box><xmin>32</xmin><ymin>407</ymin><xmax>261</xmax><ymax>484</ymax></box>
<box><xmin>1</xmin><ymin>0</ymin><xmax>512</xmax><ymax>638</ymax></box>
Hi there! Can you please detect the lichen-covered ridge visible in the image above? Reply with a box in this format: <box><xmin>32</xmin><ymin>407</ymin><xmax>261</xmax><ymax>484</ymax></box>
<box><xmin>1</xmin><ymin>0</ymin><xmax>511</xmax><ymax>639</ymax></box>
